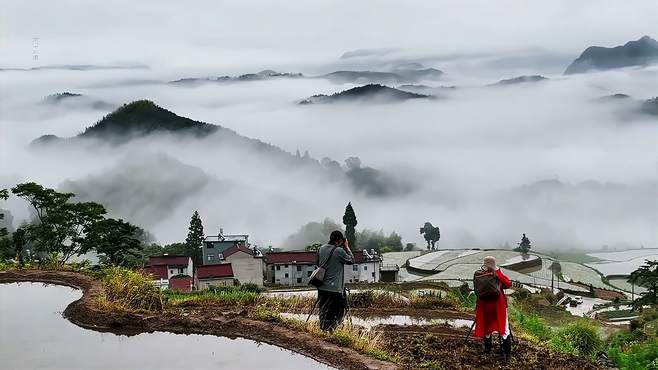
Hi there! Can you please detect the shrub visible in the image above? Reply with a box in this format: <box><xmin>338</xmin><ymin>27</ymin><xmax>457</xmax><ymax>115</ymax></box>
<box><xmin>101</xmin><ymin>267</ymin><xmax>163</xmax><ymax>312</ymax></box>
<box><xmin>549</xmin><ymin>320</ymin><xmax>602</xmax><ymax>357</ymax></box>
<box><xmin>608</xmin><ymin>338</ymin><xmax>658</xmax><ymax>370</ymax></box>
<box><xmin>509</xmin><ymin>305</ymin><xmax>553</xmax><ymax>342</ymax></box>
<box><xmin>410</xmin><ymin>293</ymin><xmax>460</xmax><ymax>310</ymax></box>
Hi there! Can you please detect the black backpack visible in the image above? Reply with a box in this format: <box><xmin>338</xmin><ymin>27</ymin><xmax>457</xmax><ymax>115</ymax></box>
<box><xmin>473</xmin><ymin>268</ymin><xmax>500</xmax><ymax>300</ymax></box>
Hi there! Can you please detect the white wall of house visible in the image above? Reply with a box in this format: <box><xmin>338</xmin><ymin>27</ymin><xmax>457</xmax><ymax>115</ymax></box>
<box><xmin>166</xmin><ymin>259</ymin><xmax>193</xmax><ymax>279</ymax></box>
<box><xmin>197</xmin><ymin>278</ymin><xmax>234</xmax><ymax>290</ymax></box>
<box><xmin>267</xmin><ymin>263</ymin><xmax>316</xmax><ymax>286</ymax></box>
<box><xmin>225</xmin><ymin>253</ymin><xmax>264</xmax><ymax>286</ymax></box>
<box><xmin>344</xmin><ymin>261</ymin><xmax>380</xmax><ymax>283</ymax></box>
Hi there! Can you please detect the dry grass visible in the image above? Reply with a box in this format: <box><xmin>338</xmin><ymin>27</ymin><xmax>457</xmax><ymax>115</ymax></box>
<box><xmin>100</xmin><ymin>267</ymin><xmax>163</xmax><ymax>312</ymax></box>
<box><xmin>249</xmin><ymin>305</ymin><xmax>395</xmax><ymax>362</ymax></box>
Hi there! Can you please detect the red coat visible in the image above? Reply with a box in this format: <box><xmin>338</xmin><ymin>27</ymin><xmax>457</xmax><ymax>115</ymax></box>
<box><xmin>474</xmin><ymin>268</ymin><xmax>512</xmax><ymax>338</ymax></box>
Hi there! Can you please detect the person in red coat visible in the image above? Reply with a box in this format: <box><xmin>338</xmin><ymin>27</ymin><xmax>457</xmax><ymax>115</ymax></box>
<box><xmin>474</xmin><ymin>256</ymin><xmax>513</xmax><ymax>358</ymax></box>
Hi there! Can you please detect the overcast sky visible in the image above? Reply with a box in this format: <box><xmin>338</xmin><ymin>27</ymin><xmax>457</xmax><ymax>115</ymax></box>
<box><xmin>1</xmin><ymin>1</ymin><xmax>656</xmax><ymax>71</ymax></box>
<box><xmin>1</xmin><ymin>1</ymin><xmax>656</xmax><ymax>249</ymax></box>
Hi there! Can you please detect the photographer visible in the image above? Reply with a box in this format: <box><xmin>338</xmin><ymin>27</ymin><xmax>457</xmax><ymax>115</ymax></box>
<box><xmin>316</xmin><ymin>230</ymin><xmax>354</xmax><ymax>331</ymax></box>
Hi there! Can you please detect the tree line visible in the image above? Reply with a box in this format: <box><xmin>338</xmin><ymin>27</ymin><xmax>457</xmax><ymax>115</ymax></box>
<box><xmin>0</xmin><ymin>182</ymin><xmax>205</xmax><ymax>268</ymax></box>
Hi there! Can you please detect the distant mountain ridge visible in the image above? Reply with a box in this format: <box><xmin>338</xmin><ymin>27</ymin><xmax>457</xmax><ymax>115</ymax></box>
<box><xmin>170</xmin><ymin>66</ymin><xmax>443</xmax><ymax>86</ymax></box>
<box><xmin>320</xmin><ymin>68</ymin><xmax>442</xmax><ymax>84</ymax></box>
<box><xmin>31</xmin><ymin>100</ymin><xmax>413</xmax><ymax>198</ymax></box>
<box><xmin>79</xmin><ymin>100</ymin><xmax>218</xmax><ymax>141</ymax></box>
<box><xmin>565</xmin><ymin>36</ymin><xmax>658</xmax><ymax>74</ymax></box>
<box><xmin>170</xmin><ymin>70</ymin><xmax>304</xmax><ymax>85</ymax></box>
<box><xmin>299</xmin><ymin>84</ymin><xmax>430</xmax><ymax>104</ymax></box>
<box><xmin>41</xmin><ymin>92</ymin><xmax>115</xmax><ymax>111</ymax></box>
<box><xmin>490</xmin><ymin>75</ymin><xmax>548</xmax><ymax>86</ymax></box>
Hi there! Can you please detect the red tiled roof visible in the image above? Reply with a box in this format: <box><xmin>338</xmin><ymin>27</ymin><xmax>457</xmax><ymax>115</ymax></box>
<box><xmin>147</xmin><ymin>255</ymin><xmax>191</xmax><ymax>267</ymax></box>
<box><xmin>265</xmin><ymin>251</ymin><xmax>316</xmax><ymax>264</ymax></box>
<box><xmin>196</xmin><ymin>264</ymin><xmax>234</xmax><ymax>279</ymax></box>
<box><xmin>223</xmin><ymin>244</ymin><xmax>255</xmax><ymax>258</ymax></box>
<box><xmin>353</xmin><ymin>252</ymin><xmax>382</xmax><ymax>263</ymax></box>
<box><xmin>142</xmin><ymin>265</ymin><xmax>168</xmax><ymax>280</ymax></box>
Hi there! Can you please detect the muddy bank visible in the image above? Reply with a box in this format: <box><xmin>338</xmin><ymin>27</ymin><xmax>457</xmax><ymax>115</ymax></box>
<box><xmin>0</xmin><ymin>270</ymin><xmax>396</xmax><ymax>370</ymax></box>
<box><xmin>383</xmin><ymin>332</ymin><xmax>603</xmax><ymax>370</ymax></box>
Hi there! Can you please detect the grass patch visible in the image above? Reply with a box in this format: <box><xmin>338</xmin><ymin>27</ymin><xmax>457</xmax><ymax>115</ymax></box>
<box><xmin>509</xmin><ymin>304</ymin><xmax>553</xmax><ymax>342</ymax></box>
<box><xmin>549</xmin><ymin>320</ymin><xmax>603</xmax><ymax>357</ymax></box>
<box><xmin>248</xmin><ymin>302</ymin><xmax>397</xmax><ymax>363</ymax></box>
<box><xmin>100</xmin><ymin>266</ymin><xmax>163</xmax><ymax>312</ymax></box>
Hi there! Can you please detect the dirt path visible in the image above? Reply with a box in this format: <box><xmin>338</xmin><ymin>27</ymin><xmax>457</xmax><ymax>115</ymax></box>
<box><xmin>0</xmin><ymin>270</ymin><xmax>397</xmax><ymax>370</ymax></box>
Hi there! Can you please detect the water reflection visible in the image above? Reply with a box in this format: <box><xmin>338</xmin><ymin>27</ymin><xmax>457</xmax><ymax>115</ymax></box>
<box><xmin>281</xmin><ymin>312</ymin><xmax>473</xmax><ymax>329</ymax></box>
<box><xmin>0</xmin><ymin>283</ymin><xmax>334</xmax><ymax>370</ymax></box>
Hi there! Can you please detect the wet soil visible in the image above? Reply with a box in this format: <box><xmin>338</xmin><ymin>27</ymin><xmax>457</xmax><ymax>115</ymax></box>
<box><xmin>381</xmin><ymin>329</ymin><xmax>603</xmax><ymax>370</ymax></box>
<box><xmin>0</xmin><ymin>270</ymin><xmax>395</xmax><ymax>370</ymax></box>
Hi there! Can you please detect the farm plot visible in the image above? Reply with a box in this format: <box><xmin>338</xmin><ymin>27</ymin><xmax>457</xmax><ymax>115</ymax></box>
<box><xmin>586</xmin><ymin>254</ymin><xmax>658</xmax><ymax>277</ymax></box>
<box><xmin>587</xmin><ymin>248</ymin><xmax>658</xmax><ymax>261</ymax></box>
<box><xmin>559</xmin><ymin>261</ymin><xmax>612</xmax><ymax>290</ymax></box>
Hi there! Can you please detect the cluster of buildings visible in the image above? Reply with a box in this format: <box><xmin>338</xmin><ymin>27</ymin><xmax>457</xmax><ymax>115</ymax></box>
<box><xmin>143</xmin><ymin>231</ymin><xmax>392</xmax><ymax>292</ymax></box>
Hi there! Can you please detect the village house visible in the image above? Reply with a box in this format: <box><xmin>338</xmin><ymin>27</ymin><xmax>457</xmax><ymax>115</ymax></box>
<box><xmin>264</xmin><ymin>251</ymin><xmax>317</xmax><ymax>286</ymax></box>
<box><xmin>195</xmin><ymin>264</ymin><xmax>235</xmax><ymax>289</ymax></box>
<box><xmin>143</xmin><ymin>255</ymin><xmax>193</xmax><ymax>292</ymax></box>
<box><xmin>201</xmin><ymin>231</ymin><xmax>249</xmax><ymax>265</ymax></box>
<box><xmin>200</xmin><ymin>230</ymin><xmax>264</xmax><ymax>286</ymax></box>
<box><xmin>264</xmin><ymin>249</ymin><xmax>383</xmax><ymax>286</ymax></box>
<box><xmin>344</xmin><ymin>249</ymin><xmax>382</xmax><ymax>284</ymax></box>
<box><xmin>221</xmin><ymin>244</ymin><xmax>264</xmax><ymax>285</ymax></box>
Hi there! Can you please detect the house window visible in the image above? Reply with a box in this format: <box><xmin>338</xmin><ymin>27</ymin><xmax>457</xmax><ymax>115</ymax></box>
<box><xmin>170</xmin><ymin>269</ymin><xmax>174</xmax><ymax>275</ymax></box>
<box><xmin>353</xmin><ymin>265</ymin><xmax>358</xmax><ymax>271</ymax></box>
<box><xmin>207</xmin><ymin>254</ymin><xmax>214</xmax><ymax>261</ymax></box>
<box><xmin>296</xmin><ymin>278</ymin><xmax>302</xmax><ymax>284</ymax></box>
<box><xmin>206</xmin><ymin>243</ymin><xmax>214</xmax><ymax>249</ymax></box>
<box><xmin>285</xmin><ymin>273</ymin><xmax>289</xmax><ymax>278</ymax></box>
<box><xmin>372</xmin><ymin>272</ymin><xmax>375</xmax><ymax>278</ymax></box>
<box><xmin>271</xmin><ymin>265</ymin><xmax>275</xmax><ymax>270</ymax></box>
<box><xmin>296</xmin><ymin>266</ymin><xmax>302</xmax><ymax>271</ymax></box>
<box><xmin>178</xmin><ymin>268</ymin><xmax>184</xmax><ymax>274</ymax></box>
<box><xmin>276</xmin><ymin>265</ymin><xmax>281</xmax><ymax>271</ymax></box>
<box><xmin>218</xmin><ymin>253</ymin><xmax>224</xmax><ymax>260</ymax></box>
<box><xmin>284</xmin><ymin>264</ymin><xmax>288</xmax><ymax>268</ymax></box>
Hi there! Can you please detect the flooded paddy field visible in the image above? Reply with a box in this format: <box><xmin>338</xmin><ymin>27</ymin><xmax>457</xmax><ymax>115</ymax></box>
<box><xmin>0</xmin><ymin>283</ymin><xmax>334</xmax><ymax>370</ymax></box>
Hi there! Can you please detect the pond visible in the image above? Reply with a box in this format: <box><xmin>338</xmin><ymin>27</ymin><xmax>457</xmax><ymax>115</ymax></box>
<box><xmin>281</xmin><ymin>312</ymin><xmax>473</xmax><ymax>330</ymax></box>
<box><xmin>0</xmin><ymin>283</ymin><xmax>334</xmax><ymax>370</ymax></box>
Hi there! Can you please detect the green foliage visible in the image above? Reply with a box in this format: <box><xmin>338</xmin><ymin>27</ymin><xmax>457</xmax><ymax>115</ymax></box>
<box><xmin>509</xmin><ymin>305</ymin><xmax>553</xmax><ymax>342</ymax></box>
<box><xmin>419</xmin><ymin>222</ymin><xmax>440</xmax><ymax>250</ymax></box>
<box><xmin>101</xmin><ymin>266</ymin><xmax>163</xmax><ymax>312</ymax></box>
<box><xmin>85</xmin><ymin>218</ymin><xmax>144</xmax><ymax>267</ymax></box>
<box><xmin>165</xmin><ymin>285</ymin><xmax>261</xmax><ymax>306</ymax></box>
<box><xmin>184</xmin><ymin>211</ymin><xmax>204</xmax><ymax>265</ymax></box>
<box><xmin>514</xmin><ymin>233</ymin><xmax>532</xmax><ymax>253</ymax></box>
<box><xmin>305</xmin><ymin>242</ymin><xmax>323</xmax><ymax>252</ymax></box>
<box><xmin>356</xmin><ymin>229</ymin><xmax>403</xmax><ymax>253</ymax></box>
<box><xmin>608</xmin><ymin>336</ymin><xmax>658</xmax><ymax>370</ymax></box>
<box><xmin>549</xmin><ymin>320</ymin><xmax>602</xmax><ymax>357</ymax></box>
<box><xmin>343</xmin><ymin>202</ymin><xmax>357</xmax><ymax>248</ymax></box>
<box><xmin>11</xmin><ymin>182</ymin><xmax>107</xmax><ymax>263</ymax></box>
<box><xmin>628</xmin><ymin>259</ymin><xmax>658</xmax><ymax>310</ymax></box>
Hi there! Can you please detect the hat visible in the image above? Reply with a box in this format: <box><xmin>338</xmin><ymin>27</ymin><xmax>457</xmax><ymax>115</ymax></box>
<box><xmin>483</xmin><ymin>256</ymin><xmax>497</xmax><ymax>269</ymax></box>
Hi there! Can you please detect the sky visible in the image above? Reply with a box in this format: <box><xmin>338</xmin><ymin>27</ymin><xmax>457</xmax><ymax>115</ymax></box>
<box><xmin>0</xmin><ymin>1</ymin><xmax>656</xmax><ymax>250</ymax></box>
